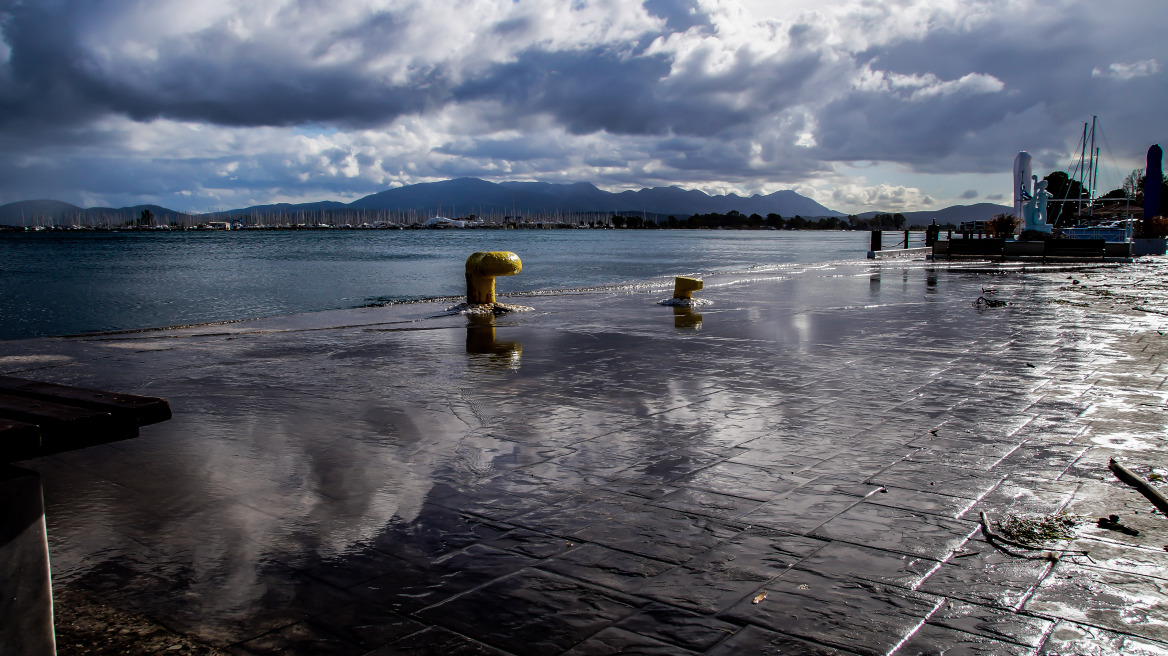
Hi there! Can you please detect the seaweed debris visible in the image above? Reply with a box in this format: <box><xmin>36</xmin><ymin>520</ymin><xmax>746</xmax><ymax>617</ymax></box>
<box><xmin>996</xmin><ymin>513</ymin><xmax>1080</xmax><ymax>545</ymax></box>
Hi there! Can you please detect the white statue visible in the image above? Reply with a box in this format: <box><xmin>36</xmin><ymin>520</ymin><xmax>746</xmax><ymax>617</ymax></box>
<box><xmin>1020</xmin><ymin>174</ymin><xmax>1053</xmax><ymax>234</ymax></box>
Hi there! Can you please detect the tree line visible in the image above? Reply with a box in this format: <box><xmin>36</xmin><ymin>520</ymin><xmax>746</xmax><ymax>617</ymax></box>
<box><xmin>609</xmin><ymin>211</ymin><xmax>913</xmax><ymax>230</ymax></box>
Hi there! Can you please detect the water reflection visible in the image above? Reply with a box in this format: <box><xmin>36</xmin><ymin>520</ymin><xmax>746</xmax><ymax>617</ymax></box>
<box><xmin>466</xmin><ymin>314</ymin><xmax>523</xmax><ymax>368</ymax></box>
<box><xmin>673</xmin><ymin>306</ymin><xmax>703</xmax><ymax>329</ymax></box>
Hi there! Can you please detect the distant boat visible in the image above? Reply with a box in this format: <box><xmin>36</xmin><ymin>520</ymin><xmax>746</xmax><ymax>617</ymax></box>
<box><xmin>422</xmin><ymin>216</ymin><xmax>465</xmax><ymax>228</ymax></box>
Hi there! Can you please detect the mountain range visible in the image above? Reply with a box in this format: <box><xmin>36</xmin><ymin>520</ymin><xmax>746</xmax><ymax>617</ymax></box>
<box><xmin>0</xmin><ymin>178</ymin><xmax>1010</xmax><ymax>225</ymax></box>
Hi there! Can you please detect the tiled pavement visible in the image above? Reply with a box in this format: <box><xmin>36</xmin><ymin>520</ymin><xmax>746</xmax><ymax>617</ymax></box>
<box><xmin>7</xmin><ymin>260</ymin><xmax>1168</xmax><ymax>655</ymax></box>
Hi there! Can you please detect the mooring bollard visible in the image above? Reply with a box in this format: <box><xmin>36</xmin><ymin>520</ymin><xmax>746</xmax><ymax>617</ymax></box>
<box><xmin>465</xmin><ymin>251</ymin><xmax>522</xmax><ymax>305</ymax></box>
<box><xmin>870</xmin><ymin>230</ymin><xmax>881</xmax><ymax>252</ymax></box>
<box><xmin>673</xmin><ymin>276</ymin><xmax>703</xmax><ymax>300</ymax></box>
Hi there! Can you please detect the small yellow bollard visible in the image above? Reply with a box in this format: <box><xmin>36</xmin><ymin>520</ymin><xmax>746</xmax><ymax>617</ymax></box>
<box><xmin>465</xmin><ymin>251</ymin><xmax>522</xmax><ymax>305</ymax></box>
<box><xmin>673</xmin><ymin>276</ymin><xmax>703</xmax><ymax>300</ymax></box>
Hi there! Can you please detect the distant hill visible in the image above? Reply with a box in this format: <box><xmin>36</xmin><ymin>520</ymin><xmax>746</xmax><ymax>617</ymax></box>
<box><xmin>1</xmin><ymin>180</ymin><xmax>1011</xmax><ymax>226</ymax></box>
<box><xmin>0</xmin><ymin>200</ymin><xmax>85</xmax><ymax>225</ymax></box>
<box><xmin>857</xmin><ymin>203</ymin><xmax>1012</xmax><ymax>225</ymax></box>
<box><xmin>0</xmin><ymin>200</ymin><xmax>192</xmax><ymax>226</ymax></box>
<box><xmin>221</xmin><ymin>200</ymin><xmax>347</xmax><ymax>217</ymax></box>
<box><xmin>348</xmin><ymin>177</ymin><xmax>844</xmax><ymax>218</ymax></box>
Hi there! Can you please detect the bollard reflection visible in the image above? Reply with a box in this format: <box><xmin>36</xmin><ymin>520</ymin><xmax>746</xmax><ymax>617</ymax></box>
<box><xmin>673</xmin><ymin>306</ymin><xmax>703</xmax><ymax>329</ymax></box>
<box><xmin>466</xmin><ymin>314</ymin><xmax>522</xmax><ymax>368</ymax></box>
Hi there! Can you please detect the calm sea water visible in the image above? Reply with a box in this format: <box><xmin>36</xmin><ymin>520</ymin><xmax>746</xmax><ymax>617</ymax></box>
<box><xmin>1</xmin><ymin>229</ymin><xmax>875</xmax><ymax>340</ymax></box>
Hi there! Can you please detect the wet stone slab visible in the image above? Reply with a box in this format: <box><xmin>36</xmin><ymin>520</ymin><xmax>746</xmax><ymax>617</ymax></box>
<box><xmin>613</xmin><ymin>602</ymin><xmax>740</xmax><ymax>652</ymax></box>
<box><xmin>720</xmin><ymin>568</ymin><xmax>942</xmax><ymax>656</ymax></box>
<box><xmin>560</xmin><ymin>627</ymin><xmax>698</xmax><ymax>655</ymax></box>
<box><xmin>352</xmin><ymin>544</ymin><xmax>536</xmax><ymax>614</ymax></box>
<box><xmin>703</xmin><ymin>624</ymin><xmax>861</xmax><ymax>655</ymax></box>
<box><xmin>927</xmin><ymin>599</ymin><xmax>1053</xmax><ymax>647</ymax></box>
<box><xmin>415</xmin><ymin>569</ymin><xmax>645</xmax><ymax>656</ymax></box>
<box><xmin>866</xmin><ymin>484</ymin><xmax>980</xmax><ymax>519</ymax></box>
<box><xmin>536</xmin><ymin>543</ymin><xmax>678</xmax><ymax>594</ymax></box>
<box><xmin>1038</xmin><ymin>621</ymin><xmax>1168</xmax><ymax>656</ymax></box>
<box><xmin>870</xmin><ymin>461</ymin><xmax>1005</xmax><ymax>500</ymax></box>
<box><xmin>1024</xmin><ymin>562</ymin><xmax>1168</xmax><ymax>643</ymax></box>
<box><xmin>793</xmin><ymin>541</ymin><xmax>942</xmax><ymax>591</ymax></box>
<box><xmin>811</xmin><ymin>502</ymin><xmax>979</xmax><ymax>560</ymax></box>
<box><xmin>570</xmin><ymin>506</ymin><xmax>742</xmax><ymax>564</ymax></box>
<box><xmin>680</xmin><ymin>528</ymin><xmax>827</xmax><ymax>581</ymax></box>
<box><xmin>891</xmin><ymin>623</ymin><xmax>1033</xmax><ymax>656</ymax></box>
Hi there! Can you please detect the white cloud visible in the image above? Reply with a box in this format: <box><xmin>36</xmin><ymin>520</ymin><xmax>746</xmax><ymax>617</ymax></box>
<box><xmin>1092</xmin><ymin>59</ymin><xmax>1159</xmax><ymax>80</ymax></box>
<box><xmin>831</xmin><ymin>182</ymin><xmax>934</xmax><ymax>209</ymax></box>
<box><xmin>856</xmin><ymin>69</ymin><xmax>1005</xmax><ymax>101</ymax></box>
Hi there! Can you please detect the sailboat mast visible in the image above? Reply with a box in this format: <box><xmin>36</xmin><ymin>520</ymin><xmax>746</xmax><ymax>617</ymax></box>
<box><xmin>1077</xmin><ymin>122</ymin><xmax>1088</xmax><ymax>218</ymax></box>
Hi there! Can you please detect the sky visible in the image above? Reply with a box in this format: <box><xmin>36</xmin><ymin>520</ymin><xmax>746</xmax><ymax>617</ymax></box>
<box><xmin>0</xmin><ymin>0</ymin><xmax>1164</xmax><ymax>215</ymax></box>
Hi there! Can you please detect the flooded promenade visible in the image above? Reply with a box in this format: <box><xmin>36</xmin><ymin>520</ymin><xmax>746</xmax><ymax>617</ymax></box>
<box><xmin>6</xmin><ymin>259</ymin><xmax>1168</xmax><ymax>655</ymax></box>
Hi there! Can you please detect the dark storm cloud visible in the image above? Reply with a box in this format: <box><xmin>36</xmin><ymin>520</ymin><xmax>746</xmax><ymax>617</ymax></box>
<box><xmin>0</xmin><ymin>0</ymin><xmax>1164</xmax><ymax>212</ymax></box>
<box><xmin>811</xmin><ymin>3</ymin><xmax>1167</xmax><ymax>173</ymax></box>
<box><xmin>0</xmin><ymin>1</ymin><xmax>447</xmax><ymax>130</ymax></box>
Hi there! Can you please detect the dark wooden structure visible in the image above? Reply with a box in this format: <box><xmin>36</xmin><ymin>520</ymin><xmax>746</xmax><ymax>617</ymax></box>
<box><xmin>0</xmin><ymin>376</ymin><xmax>171</xmax><ymax>655</ymax></box>
<box><xmin>0</xmin><ymin>376</ymin><xmax>171</xmax><ymax>463</ymax></box>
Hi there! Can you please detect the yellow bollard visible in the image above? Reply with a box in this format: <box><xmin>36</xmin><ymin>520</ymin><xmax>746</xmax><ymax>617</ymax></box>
<box><xmin>465</xmin><ymin>251</ymin><xmax>522</xmax><ymax>305</ymax></box>
<box><xmin>673</xmin><ymin>276</ymin><xmax>703</xmax><ymax>300</ymax></box>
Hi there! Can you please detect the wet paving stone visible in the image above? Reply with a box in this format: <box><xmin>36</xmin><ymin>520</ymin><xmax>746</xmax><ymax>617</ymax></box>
<box><xmin>509</xmin><ymin>495</ymin><xmax>639</xmax><ymax>536</ymax></box>
<box><xmin>363</xmin><ymin>505</ymin><xmax>514</xmax><ymax>564</ymax></box>
<box><xmin>866</xmin><ymin>485</ymin><xmax>979</xmax><ymax>519</ymax></box>
<box><xmin>702</xmin><ymin>624</ymin><xmax>860</xmax><ymax>655</ymax></box>
<box><xmin>604</xmin><ymin>452</ymin><xmax>727</xmax><ymax>490</ymax></box>
<box><xmin>306</xmin><ymin>601</ymin><xmax>427</xmax><ymax>650</ymax></box>
<box><xmin>415</xmin><ymin>569</ymin><xmax>645</xmax><ymax>656</ymax></box>
<box><xmin>738</xmin><ymin>485</ymin><xmax>866</xmax><ymax>535</ymax></box>
<box><xmin>927</xmin><ymin>599</ymin><xmax>1053</xmax><ymax>647</ymax></box>
<box><xmin>890</xmin><ymin>623</ymin><xmax>1033</xmax><ymax>656</ymax></box>
<box><xmin>960</xmin><ymin>478</ymin><xmax>1080</xmax><ymax>521</ymax></box>
<box><xmin>994</xmin><ymin>444</ymin><xmax>1091</xmax><ymax>480</ymax></box>
<box><xmin>649</xmin><ymin>487</ymin><xmax>767</xmax><ymax>520</ymax></box>
<box><xmin>155</xmin><ymin>565</ymin><xmax>357</xmax><ymax>648</ymax></box>
<box><xmin>672</xmin><ymin>460</ymin><xmax>810</xmax><ymax>501</ymax></box>
<box><xmin>352</xmin><ymin>545</ymin><xmax>536</xmax><ymax>614</ymax></box>
<box><xmin>234</xmin><ymin>621</ymin><xmax>366</xmax><ymax>656</ymax></box>
<box><xmin>1064</xmin><ymin>538</ymin><xmax>1168</xmax><ymax>580</ymax></box>
<box><xmin>486</xmin><ymin>528</ymin><xmax>577</xmax><ymax>560</ymax></box>
<box><xmin>906</xmin><ymin>437</ymin><xmax>1022</xmax><ymax>471</ymax></box>
<box><xmin>560</xmin><ymin>627</ymin><xmax>698</xmax><ymax>655</ymax></box>
<box><xmin>918</xmin><ymin>542</ymin><xmax>1053</xmax><ymax>611</ymax></box>
<box><xmin>614</xmin><ymin>602</ymin><xmax>739</xmax><ymax>652</ymax></box>
<box><xmin>638</xmin><ymin>566</ymin><xmax>772</xmax><ymax>614</ymax></box>
<box><xmin>365</xmin><ymin>626</ymin><xmax>511</xmax><ymax>655</ymax></box>
<box><xmin>870</xmin><ymin>461</ymin><xmax>1004</xmax><ymax>500</ymax></box>
<box><xmin>720</xmin><ymin>568</ymin><xmax>942</xmax><ymax>656</ymax></box>
<box><xmin>811</xmin><ymin>502</ymin><xmax>978</xmax><ymax>560</ymax></box>
<box><xmin>429</xmin><ymin>488</ymin><xmax>552</xmax><ymax>522</ymax></box>
<box><xmin>1024</xmin><ymin>562</ymin><xmax>1168</xmax><ymax>643</ymax></box>
<box><xmin>571</xmin><ymin>507</ymin><xmax>741</xmax><ymax>564</ymax></box>
<box><xmin>682</xmin><ymin>529</ymin><xmax>827</xmax><ymax>581</ymax></box>
<box><xmin>537</xmin><ymin>543</ymin><xmax>678</xmax><ymax>593</ymax></box>
<box><xmin>1038</xmin><ymin>620</ymin><xmax>1168</xmax><ymax>656</ymax></box>
<box><xmin>793</xmin><ymin>542</ymin><xmax>941</xmax><ymax>590</ymax></box>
